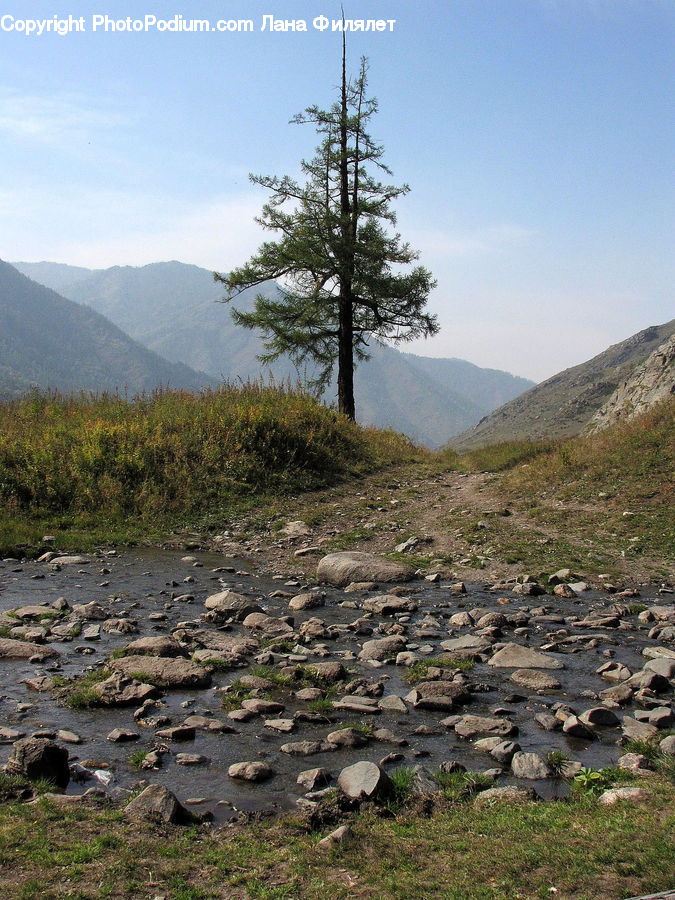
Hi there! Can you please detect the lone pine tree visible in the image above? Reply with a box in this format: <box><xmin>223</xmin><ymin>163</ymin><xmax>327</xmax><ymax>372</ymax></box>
<box><xmin>216</xmin><ymin>39</ymin><xmax>437</xmax><ymax>420</ymax></box>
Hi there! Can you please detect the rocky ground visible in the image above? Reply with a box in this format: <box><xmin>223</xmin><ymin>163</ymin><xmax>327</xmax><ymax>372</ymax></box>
<box><xmin>0</xmin><ymin>538</ymin><xmax>673</xmax><ymax>825</ymax></box>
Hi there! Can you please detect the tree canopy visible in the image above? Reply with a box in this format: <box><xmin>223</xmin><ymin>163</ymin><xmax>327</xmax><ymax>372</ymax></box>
<box><xmin>216</xmin><ymin>40</ymin><xmax>438</xmax><ymax>419</ymax></box>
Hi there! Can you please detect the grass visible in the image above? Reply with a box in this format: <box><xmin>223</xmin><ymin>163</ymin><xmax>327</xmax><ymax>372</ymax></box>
<box><xmin>1</xmin><ymin>778</ymin><xmax>672</xmax><ymax>899</ymax></box>
<box><xmin>403</xmin><ymin>656</ymin><xmax>475</xmax><ymax>684</ymax></box>
<box><xmin>0</xmin><ymin>385</ymin><xmax>419</xmax><ymax>556</ymax></box>
<box><xmin>52</xmin><ymin>669</ymin><xmax>110</xmax><ymax>709</ymax></box>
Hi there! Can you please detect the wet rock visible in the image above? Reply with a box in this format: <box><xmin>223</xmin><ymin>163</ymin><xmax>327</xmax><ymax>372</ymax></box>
<box><xmin>241</xmin><ymin>699</ymin><xmax>285</xmax><ymax>716</ymax></box>
<box><xmin>363</xmin><ymin>595</ymin><xmax>416</xmax><ymax>615</ymax></box>
<box><xmin>337</xmin><ymin>760</ymin><xmax>393</xmax><ymax>801</ymax></box>
<box><xmin>598</xmin><ymin>683</ymin><xmax>634</xmax><ymax>705</ymax></box>
<box><xmin>562</xmin><ymin>715</ymin><xmax>595</xmax><ymax>740</ymax></box>
<box><xmin>440</xmin><ymin>634</ymin><xmax>493</xmax><ymax>654</ymax></box>
<box><xmin>242</xmin><ymin>613</ymin><xmax>294</xmax><ymax>635</ymax></box>
<box><xmin>203</xmin><ymin>590</ymin><xmax>263</xmax><ymax>620</ymax></box>
<box><xmin>644</xmin><ymin>657</ymin><xmax>675</xmax><ymax>679</ymax></box>
<box><xmin>660</xmin><ymin>735</ymin><xmax>675</xmax><ymax>755</ymax></box>
<box><xmin>509</xmin><ymin>669</ymin><xmax>561</xmax><ymax>692</ymax></box>
<box><xmin>317</xmin><ymin>552</ymin><xmax>413</xmax><ymax>587</ymax></box>
<box><xmin>228</xmin><ymin>761</ymin><xmax>275</xmax><ymax>782</ymax></box>
<box><xmin>49</xmin><ymin>555</ymin><xmax>90</xmax><ymax>567</ymax></box>
<box><xmin>288</xmin><ymin>592</ymin><xmax>325</xmax><ymax>611</ymax></box>
<box><xmin>579</xmin><ymin>707</ymin><xmax>621</xmax><ymax>727</ymax></box>
<box><xmin>123</xmin><ymin>636</ymin><xmax>186</xmax><ymax>657</ymax></box>
<box><xmin>125</xmin><ymin>784</ymin><xmax>199</xmax><ymax>824</ymax></box>
<box><xmin>0</xmin><ymin>638</ymin><xmax>59</xmax><ymax>661</ymax></box>
<box><xmin>181</xmin><ymin>715</ymin><xmax>233</xmax><ymax>733</ymax></box>
<box><xmin>511</xmin><ymin>751</ymin><xmax>551</xmax><ymax>780</ymax></box>
<box><xmin>106</xmin><ymin>729</ymin><xmax>139</xmax><ymax>743</ymax></box>
<box><xmin>71</xmin><ymin>602</ymin><xmax>108</xmax><ymax>620</ymax></box>
<box><xmin>280</xmin><ymin>740</ymin><xmax>335</xmax><ymax>756</ymax></box>
<box><xmin>451</xmin><ymin>715</ymin><xmax>517</xmax><ymax>739</ymax></box>
<box><xmin>91</xmin><ymin>673</ymin><xmax>159</xmax><ymax>707</ymax></box>
<box><xmin>155</xmin><ymin>725</ymin><xmax>196</xmax><ymax>741</ymax></box>
<box><xmin>5</xmin><ymin>738</ymin><xmax>70</xmax><ymax>789</ymax></box>
<box><xmin>596</xmin><ymin>661</ymin><xmax>631</xmax><ymax>682</ymax></box>
<box><xmin>327</xmin><ymin>727</ymin><xmax>369</xmax><ymax>748</ymax></box>
<box><xmin>378</xmin><ymin>694</ymin><xmax>408</xmax><ymax>713</ymax></box>
<box><xmin>264</xmin><ymin>718</ymin><xmax>296</xmax><ymax>734</ymax></box>
<box><xmin>635</xmin><ymin>707</ymin><xmax>673</xmax><ymax>729</ymax></box>
<box><xmin>109</xmin><ymin>656</ymin><xmax>211</xmax><ymax>688</ymax></box>
<box><xmin>405</xmin><ymin>681</ymin><xmax>468</xmax><ymax>712</ymax></box>
<box><xmin>491</xmin><ymin>740</ymin><xmax>521</xmax><ymax>765</ymax></box>
<box><xmin>358</xmin><ymin>635</ymin><xmax>407</xmax><ymax>661</ymax></box>
<box><xmin>297</xmin><ymin>767</ymin><xmax>331</xmax><ymax>791</ymax></box>
<box><xmin>488</xmin><ymin>643</ymin><xmax>564</xmax><ymax>670</ymax></box>
<box><xmin>332</xmin><ymin>696</ymin><xmax>381</xmax><ymax>714</ymax></box>
<box><xmin>82</xmin><ymin>625</ymin><xmax>101</xmax><ymax>641</ymax></box>
<box><xmin>176</xmin><ymin>753</ymin><xmax>208</xmax><ymax>766</ymax></box>
<box><xmin>0</xmin><ymin>727</ymin><xmax>26</xmax><ymax>743</ymax></box>
<box><xmin>304</xmin><ymin>661</ymin><xmax>347</xmax><ymax>681</ymax></box>
<box><xmin>512</xmin><ymin>582</ymin><xmax>545</xmax><ymax>596</ymax></box>
<box><xmin>103</xmin><ymin>618</ymin><xmax>139</xmax><ymax>635</ymax></box>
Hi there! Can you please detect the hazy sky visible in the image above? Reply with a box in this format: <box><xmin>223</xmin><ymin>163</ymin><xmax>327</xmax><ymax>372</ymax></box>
<box><xmin>1</xmin><ymin>0</ymin><xmax>673</xmax><ymax>381</ymax></box>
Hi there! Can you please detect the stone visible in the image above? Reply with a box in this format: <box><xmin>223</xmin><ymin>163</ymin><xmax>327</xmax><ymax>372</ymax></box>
<box><xmin>181</xmin><ymin>715</ymin><xmax>233</xmax><ymax>733</ymax></box>
<box><xmin>297</xmin><ymin>767</ymin><xmax>331</xmax><ymax>791</ymax></box>
<box><xmin>358</xmin><ymin>636</ymin><xmax>407</xmax><ymax>661</ymax></box>
<box><xmin>317</xmin><ymin>824</ymin><xmax>352</xmax><ymax>849</ymax></box>
<box><xmin>511</xmin><ymin>751</ymin><xmax>551</xmax><ymax>780</ymax></box>
<box><xmin>407</xmin><ymin>765</ymin><xmax>440</xmax><ymax>797</ymax></box>
<box><xmin>281</xmin><ymin>520</ymin><xmax>311</xmax><ymax>537</ymax></box>
<box><xmin>91</xmin><ymin>673</ymin><xmax>158</xmax><ymax>707</ymax></box>
<box><xmin>228</xmin><ymin>761</ymin><xmax>275</xmax><ymax>782</ymax></box>
<box><xmin>622</xmin><ymin>717</ymin><xmax>659</xmax><ymax>741</ymax></box>
<box><xmin>71</xmin><ymin>602</ymin><xmax>108</xmax><ymax>620</ymax></box>
<box><xmin>509</xmin><ymin>669</ymin><xmax>561</xmax><ymax>692</ymax></box>
<box><xmin>452</xmin><ymin>715</ymin><xmax>517</xmax><ymax>739</ymax></box>
<box><xmin>598</xmin><ymin>683</ymin><xmax>634</xmax><ymax>705</ymax></box>
<box><xmin>288</xmin><ymin>592</ymin><xmax>325</xmax><ymax>611</ymax></box>
<box><xmin>304</xmin><ymin>661</ymin><xmax>347</xmax><ymax>681</ymax></box>
<box><xmin>176</xmin><ymin>754</ymin><xmax>208</xmax><ymax>766</ymax></box>
<box><xmin>578</xmin><ymin>707</ymin><xmax>621</xmax><ymax>728</ymax></box>
<box><xmin>56</xmin><ymin>730</ymin><xmax>82</xmax><ymax>745</ymax></box>
<box><xmin>50</xmin><ymin>555</ymin><xmax>90</xmax><ymax>567</ymax></box>
<box><xmin>109</xmin><ymin>656</ymin><xmax>211</xmax><ymax>688</ymax></box>
<box><xmin>488</xmin><ymin>643</ymin><xmax>564</xmax><ymax>670</ymax></box>
<box><xmin>473</xmin><ymin>785</ymin><xmax>536</xmax><ymax>807</ymax></box>
<box><xmin>363</xmin><ymin>595</ymin><xmax>416</xmax><ymax>615</ymax></box>
<box><xmin>154</xmin><ymin>726</ymin><xmax>196</xmax><ymax>741</ymax></box>
<box><xmin>264</xmin><ymin>719</ymin><xmax>296</xmax><ymax>734</ymax></box>
<box><xmin>440</xmin><ymin>634</ymin><xmax>493</xmax><ymax>653</ymax></box>
<box><xmin>490</xmin><ymin>740</ymin><xmax>521</xmax><ymax>765</ymax></box>
<box><xmin>659</xmin><ymin>735</ymin><xmax>675</xmax><ymax>756</ymax></box>
<box><xmin>337</xmin><ymin>760</ymin><xmax>393</xmax><ymax>801</ymax></box>
<box><xmin>326</xmin><ymin>728</ymin><xmax>368</xmax><ymax>748</ymax></box>
<box><xmin>562</xmin><ymin>716</ymin><xmax>595</xmax><ymax>740</ymax></box>
<box><xmin>644</xmin><ymin>657</ymin><xmax>675</xmax><ymax>678</ymax></box>
<box><xmin>125</xmin><ymin>784</ymin><xmax>198</xmax><ymax>824</ymax></box>
<box><xmin>317</xmin><ymin>552</ymin><xmax>413</xmax><ymax>587</ymax></box>
<box><xmin>106</xmin><ymin>729</ymin><xmax>138</xmax><ymax>742</ymax></box>
<box><xmin>122</xmin><ymin>636</ymin><xmax>185</xmax><ymax>657</ymax></box>
<box><xmin>5</xmin><ymin>738</ymin><xmax>70</xmax><ymax>789</ymax></box>
<box><xmin>0</xmin><ymin>727</ymin><xmax>26</xmax><ymax>744</ymax></box>
<box><xmin>405</xmin><ymin>680</ymin><xmax>469</xmax><ymax>712</ymax></box>
<box><xmin>378</xmin><ymin>695</ymin><xmax>408</xmax><ymax>713</ymax></box>
<box><xmin>280</xmin><ymin>741</ymin><xmax>330</xmax><ymax>756</ymax></box>
<box><xmin>598</xmin><ymin>787</ymin><xmax>649</xmax><ymax>806</ymax></box>
<box><xmin>203</xmin><ymin>590</ymin><xmax>262</xmax><ymax>620</ymax></box>
<box><xmin>241</xmin><ymin>699</ymin><xmax>285</xmax><ymax>716</ymax></box>
<box><xmin>0</xmin><ymin>638</ymin><xmax>59</xmax><ymax>661</ymax></box>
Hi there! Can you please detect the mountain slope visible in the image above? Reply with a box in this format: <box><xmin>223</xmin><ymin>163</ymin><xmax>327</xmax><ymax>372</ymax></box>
<box><xmin>588</xmin><ymin>332</ymin><xmax>675</xmax><ymax>431</ymax></box>
<box><xmin>15</xmin><ymin>260</ymin><xmax>533</xmax><ymax>447</ymax></box>
<box><xmin>0</xmin><ymin>261</ymin><xmax>213</xmax><ymax>398</ymax></box>
<box><xmin>448</xmin><ymin>319</ymin><xmax>675</xmax><ymax>450</ymax></box>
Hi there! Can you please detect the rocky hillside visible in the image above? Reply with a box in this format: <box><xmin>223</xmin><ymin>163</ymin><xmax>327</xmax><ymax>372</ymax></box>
<box><xmin>448</xmin><ymin>319</ymin><xmax>675</xmax><ymax>450</ymax></box>
<box><xmin>588</xmin><ymin>332</ymin><xmax>674</xmax><ymax>431</ymax></box>
<box><xmin>0</xmin><ymin>261</ymin><xmax>212</xmax><ymax>398</ymax></box>
<box><xmin>13</xmin><ymin>260</ymin><xmax>533</xmax><ymax>447</ymax></box>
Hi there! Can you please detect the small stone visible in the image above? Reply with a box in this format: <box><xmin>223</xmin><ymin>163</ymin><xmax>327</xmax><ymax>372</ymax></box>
<box><xmin>337</xmin><ymin>760</ymin><xmax>393</xmax><ymax>801</ymax></box>
<box><xmin>598</xmin><ymin>787</ymin><xmax>649</xmax><ymax>806</ymax></box>
<box><xmin>511</xmin><ymin>751</ymin><xmax>551</xmax><ymax>780</ymax></box>
<box><xmin>106</xmin><ymin>729</ymin><xmax>139</xmax><ymax>743</ymax></box>
<box><xmin>228</xmin><ymin>761</ymin><xmax>275</xmax><ymax>782</ymax></box>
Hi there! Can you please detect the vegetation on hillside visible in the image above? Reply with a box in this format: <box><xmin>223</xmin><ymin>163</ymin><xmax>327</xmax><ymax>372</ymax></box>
<box><xmin>0</xmin><ymin>384</ymin><xmax>419</xmax><ymax>555</ymax></box>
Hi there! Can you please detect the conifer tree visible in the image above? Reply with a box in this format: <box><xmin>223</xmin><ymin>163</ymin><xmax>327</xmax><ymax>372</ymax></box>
<box><xmin>216</xmin><ymin>38</ymin><xmax>438</xmax><ymax>420</ymax></box>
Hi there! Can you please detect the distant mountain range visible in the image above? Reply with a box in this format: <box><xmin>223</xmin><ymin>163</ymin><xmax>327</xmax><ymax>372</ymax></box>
<box><xmin>12</xmin><ymin>260</ymin><xmax>534</xmax><ymax>447</ymax></box>
<box><xmin>0</xmin><ymin>260</ymin><xmax>211</xmax><ymax>398</ymax></box>
<box><xmin>449</xmin><ymin>318</ymin><xmax>675</xmax><ymax>450</ymax></box>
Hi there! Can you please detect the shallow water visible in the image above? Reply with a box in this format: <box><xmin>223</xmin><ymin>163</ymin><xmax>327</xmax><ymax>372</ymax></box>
<box><xmin>0</xmin><ymin>549</ymin><xmax>669</xmax><ymax>820</ymax></box>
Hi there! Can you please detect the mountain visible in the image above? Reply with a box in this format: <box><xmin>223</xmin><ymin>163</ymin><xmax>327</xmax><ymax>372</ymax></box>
<box><xmin>13</xmin><ymin>260</ymin><xmax>533</xmax><ymax>447</ymax></box>
<box><xmin>588</xmin><ymin>332</ymin><xmax>675</xmax><ymax>432</ymax></box>
<box><xmin>0</xmin><ymin>260</ymin><xmax>213</xmax><ymax>398</ymax></box>
<box><xmin>448</xmin><ymin>319</ymin><xmax>675</xmax><ymax>450</ymax></box>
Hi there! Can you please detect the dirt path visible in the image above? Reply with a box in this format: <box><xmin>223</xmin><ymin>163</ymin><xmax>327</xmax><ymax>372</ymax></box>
<box><xmin>203</xmin><ymin>461</ymin><xmax>670</xmax><ymax>587</ymax></box>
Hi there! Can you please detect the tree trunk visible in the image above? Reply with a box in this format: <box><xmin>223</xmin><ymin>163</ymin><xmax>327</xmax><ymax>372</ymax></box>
<box><xmin>337</xmin><ymin>31</ymin><xmax>356</xmax><ymax>420</ymax></box>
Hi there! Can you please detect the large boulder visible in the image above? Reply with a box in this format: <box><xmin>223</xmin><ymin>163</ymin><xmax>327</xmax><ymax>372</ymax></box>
<box><xmin>317</xmin><ymin>552</ymin><xmax>413</xmax><ymax>587</ymax></box>
<box><xmin>109</xmin><ymin>656</ymin><xmax>211</xmax><ymax>688</ymax></box>
<box><xmin>337</xmin><ymin>760</ymin><xmax>393</xmax><ymax>801</ymax></box>
<box><xmin>358</xmin><ymin>635</ymin><xmax>407</xmax><ymax>661</ymax></box>
<box><xmin>90</xmin><ymin>673</ymin><xmax>159</xmax><ymax>707</ymax></box>
<box><xmin>5</xmin><ymin>738</ymin><xmax>70</xmax><ymax>789</ymax></box>
<box><xmin>122</xmin><ymin>636</ymin><xmax>186</xmax><ymax>657</ymax></box>
<box><xmin>362</xmin><ymin>595</ymin><xmax>416</xmax><ymax>615</ymax></box>
<box><xmin>405</xmin><ymin>681</ymin><xmax>469</xmax><ymax>712</ymax></box>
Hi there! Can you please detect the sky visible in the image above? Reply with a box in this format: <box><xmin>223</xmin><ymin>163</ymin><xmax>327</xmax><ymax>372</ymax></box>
<box><xmin>1</xmin><ymin>0</ymin><xmax>673</xmax><ymax>381</ymax></box>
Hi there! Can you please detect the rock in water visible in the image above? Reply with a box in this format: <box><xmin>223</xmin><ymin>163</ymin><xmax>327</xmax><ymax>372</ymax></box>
<box><xmin>317</xmin><ymin>552</ymin><xmax>413</xmax><ymax>587</ymax></box>
<box><xmin>488</xmin><ymin>643</ymin><xmax>564</xmax><ymax>670</ymax></box>
<box><xmin>5</xmin><ymin>738</ymin><xmax>70</xmax><ymax>789</ymax></box>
